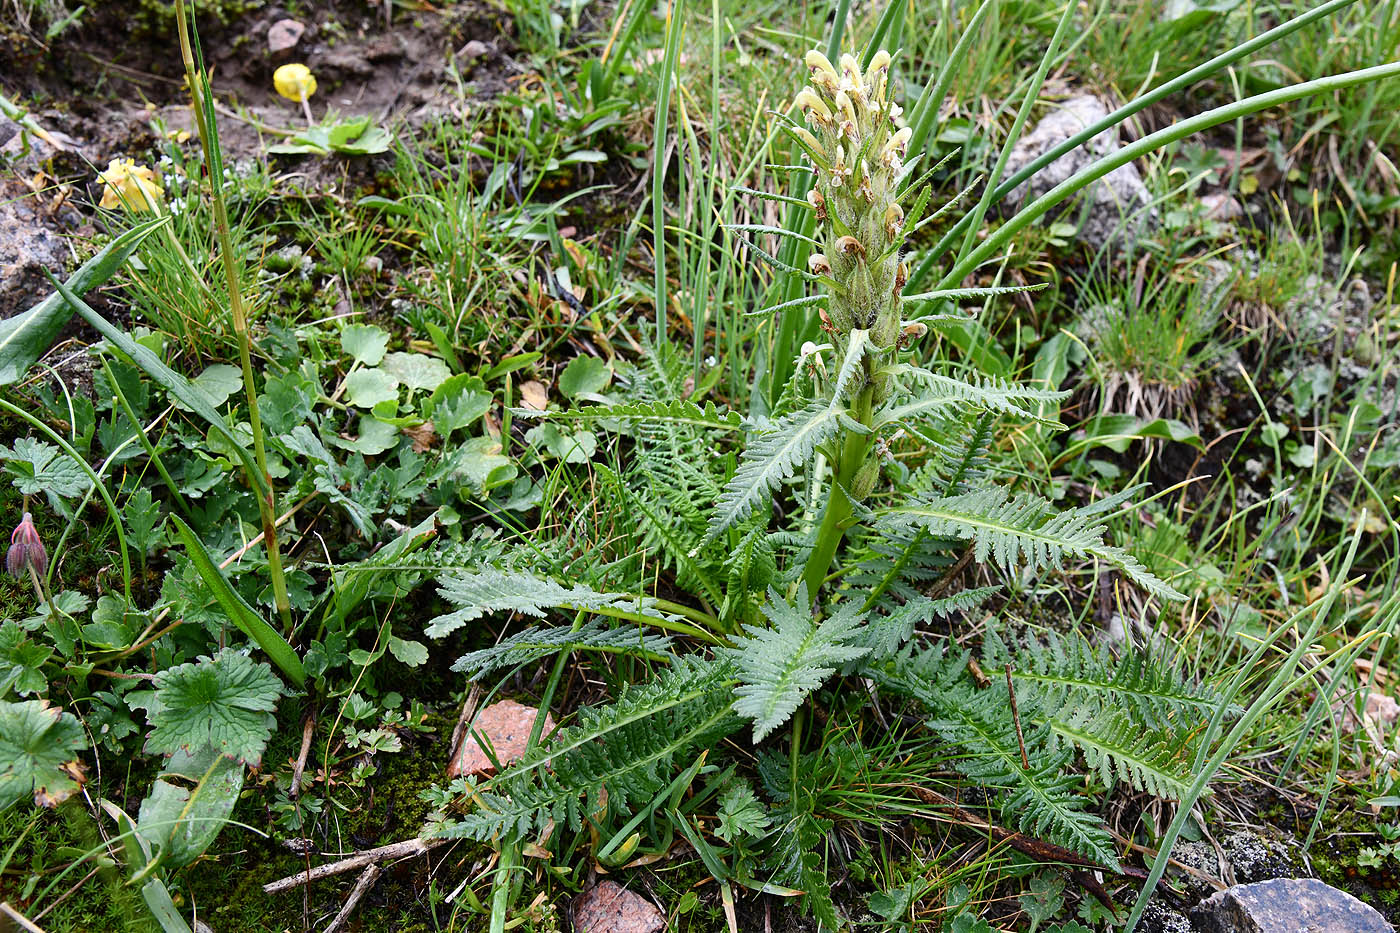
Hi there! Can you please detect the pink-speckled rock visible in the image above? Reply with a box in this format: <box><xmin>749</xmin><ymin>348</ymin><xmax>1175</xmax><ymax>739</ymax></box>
<box><xmin>446</xmin><ymin>700</ymin><xmax>553</xmax><ymax>778</ymax></box>
<box><xmin>572</xmin><ymin>881</ymin><xmax>666</xmax><ymax>933</ymax></box>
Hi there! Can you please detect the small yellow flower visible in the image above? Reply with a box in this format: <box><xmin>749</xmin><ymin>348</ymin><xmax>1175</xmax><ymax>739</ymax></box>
<box><xmin>794</xmin><ymin>89</ymin><xmax>832</xmax><ymax>125</ymax></box>
<box><xmin>880</xmin><ymin>126</ymin><xmax>912</xmax><ymax>169</ymax></box>
<box><xmin>97</xmin><ymin>158</ymin><xmax>163</xmax><ymax>212</ymax></box>
<box><xmin>273</xmin><ymin>63</ymin><xmax>317</xmax><ymax>102</ymax></box>
<box><xmin>884</xmin><ymin>203</ymin><xmax>904</xmax><ymax>238</ymax></box>
<box><xmin>804</xmin><ymin>49</ymin><xmax>840</xmax><ymax>94</ymax></box>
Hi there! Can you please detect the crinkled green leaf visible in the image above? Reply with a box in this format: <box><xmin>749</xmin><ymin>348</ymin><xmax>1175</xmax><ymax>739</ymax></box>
<box><xmin>146</xmin><ymin>650</ymin><xmax>285</xmax><ymax>766</ymax></box>
<box><xmin>0</xmin><ymin>621</ymin><xmax>52</xmax><ymax>697</ymax></box>
<box><xmin>341</xmin><ymin>324</ymin><xmax>390</xmax><ymax>366</ymax></box>
<box><xmin>0</xmin><ymin>437</ymin><xmax>89</xmax><ymax>499</ymax></box>
<box><xmin>380</xmin><ymin>351</ymin><xmax>450</xmax><ymax>393</ymax></box>
<box><xmin>0</xmin><ymin>699</ymin><xmax>86</xmax><ymax>808</ymax></box>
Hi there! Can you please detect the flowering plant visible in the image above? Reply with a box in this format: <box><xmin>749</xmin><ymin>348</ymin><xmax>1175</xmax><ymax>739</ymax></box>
<box><xmin>96</xmin><ymin>158</ymin><xmax>164</xmax><ymax>212</ymax></box>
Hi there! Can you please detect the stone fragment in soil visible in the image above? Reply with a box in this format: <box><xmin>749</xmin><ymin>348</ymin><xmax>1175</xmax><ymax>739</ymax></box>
<box><xmin>1221</xmin><ymin>830</ymin><xmax>1309</xmax><ymax>884</ymax></box>
<box><xmin>572</xmin><ymin>881</ymin><xmax>666</xmax><ymax>933</ymax></box>
<box><xmin>1191</xmin><ymin>877</ymin><xmax>1393</xmax><ymax>932</ymax></box>
<box><xmin>267</xmin><ymin>18</ymin><xmax>306</xmax><ymax>55</ymax></box>
<box><xmin>456</xmin><ymin>39</ymin><xmax>491</xmax><ymax>65</ymax></box>
<box><xmin>446</xmin><ymin>699</ymin><xmax>554</xmax><ymax>778</ymax></box>
<box><xmin>1139</xmin><ymin>899</ymin><xmax>1193</xmax><ymax>933</ymax></box>
<box><xmin>1001</xmin><ymin>94</ymin><xmax>1155</xmax><ymax>255</ymax></box>
<box><xmin>0</xmin><ymin>183</ymin><xmax>70</xmax><ymax>320</ymax></box>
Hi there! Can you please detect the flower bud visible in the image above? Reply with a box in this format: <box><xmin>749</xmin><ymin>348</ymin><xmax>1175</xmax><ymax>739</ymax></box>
<box><xmin>899</xmin><ymin>321</ymin><xmax>928</xmax><ymax>349</ymax></box>
<box><xmin>791</xmin><ymin>125</ymin><xmax>823</xmax><ymax>156</ymax></box>
<box><xmin>834</xmin><ymin>90</ymin><xmax>858</xmax><ymax>127</ymax></box>
<box><xmin>858</xmin><ymin>161</ymin><xmax>875</xmax><ymax>202</ymax></box>
<box><xmin>804</xmin><ymin>50</ymin><xmax>840</xmax><ymax>93</ymax></box>
<box><xmin>894</xmin><ymin>261</ymin><xmax>909</xmax><ymax>292</ymax></box>
<box><xmin>8</xmin><ymin>512</ymin><xmax>47</xmax><ymax>579</ymax></box>
<box><xmin>829</xmin><ymin>144</ymin><xmax>851</xmax><ymax>187</ymax></box>
<box><xmin>808</xmin><ymin>253</ymin><xmax>832</xmax><ymax>276</ymax></box>
<box><xmin>838</xmin><ymin>53</ymin><xmax>863</xmax><ymax>96</ymax></box>
<box><xmin>867</xmin><ymin>50</ymin><xmax>892</xmax><ymax>103</ymax></box>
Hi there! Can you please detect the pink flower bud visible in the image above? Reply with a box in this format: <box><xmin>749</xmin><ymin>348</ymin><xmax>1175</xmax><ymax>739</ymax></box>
<box><xmin>8</xmin><ymin>512</ymin><xmax>47</xmax><ymax>579</ymax></box>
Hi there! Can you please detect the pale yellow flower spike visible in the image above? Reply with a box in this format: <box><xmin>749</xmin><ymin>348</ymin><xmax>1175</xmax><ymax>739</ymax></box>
<box><xmin>97</xmin><ymin>158</ymin><xmax>164</xmax><ymax>212</ymax></box>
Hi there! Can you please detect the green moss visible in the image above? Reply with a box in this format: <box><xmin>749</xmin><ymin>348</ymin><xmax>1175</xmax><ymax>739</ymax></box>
<box><xmin>178</xmin><ymin>711</ymin><xmax>479</xmax><ymax>932</ymax></box>
<box><xmin>0</xmin><ymin>805</ymin><xmax>153</xmax><ymax>932</ymax></box>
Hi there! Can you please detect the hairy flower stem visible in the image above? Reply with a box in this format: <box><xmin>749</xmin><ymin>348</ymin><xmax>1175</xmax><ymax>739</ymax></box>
<box><xmin>800</xmin><ymin>380</ymin><xmax>876</xmax><ymax>600</ymax></box>
<box><xmin>173</xmin><ymin>0</ymin><xmax>293</xmax><ymax>632</ymax></box>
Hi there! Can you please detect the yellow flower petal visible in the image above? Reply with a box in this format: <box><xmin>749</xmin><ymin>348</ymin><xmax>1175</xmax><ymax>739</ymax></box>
<box><xmin>96</xmin><ymin>158</ymin><xmax>164</xmax><ymax>212</ymax></box>
<box><xmin>273</xmin><ymin>63</ymin><xmax>317</xmax><ymax>102</ymax></box>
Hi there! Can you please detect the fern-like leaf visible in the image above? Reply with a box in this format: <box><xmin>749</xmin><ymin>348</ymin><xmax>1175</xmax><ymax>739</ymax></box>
<box><xmin>876</xmin><ymin>370</ymin><xmax>1069</xmax><ymax>428</ymax></box>
<box><xmin>435</xmin><ymin>657</ymin><xmax>738</xmax><ymax>843</ymax></box>
<box><xmin>856</xmin><ymin>588</ymin><xmax>1001</xmax><ymax>660</ymax></box>
<box><xmin>984</xmin><ymin>629</ymin><xmax>1226</xmax><ymax>729</ymax></box>
<box><xmin>877</xmin><ymin>644</ymin><xmax>1119</xmax><ymax>867</ymax></box>
<box><xmin>764</xmin><ymin>802</ymin><xmax>838</xmax><ymax>930</ymax></box>
<box><xmin>880</xmin><ymin>487</ymin><xmax>1182</xmax><ymax>600</ymax></box>
<box><xmin>511</xmin><ymin>398</ymin><xmax>745</xmax><ymax>432</ymax></box>
<box><xmin>707</xmin><ymin>401</ymin><xmax>849</xmax><ymax>541</ymax></box>
<box><xmin>726</xmin><ymin>585</ymin><xmax>870</xmax><ymax>741</ymax></box>
<box><xmin>427</xmin><ymin>569</ymin><xmax>675</xmax><ymax>638</ymax></box>
<box><xmin>1046</xmin><ymin>708</ymin><xmax>1197</xmax><ymax>800</ymax></box>
<box><xmin>450</xmin><ymin>620</ymin><xmax>673</xmax><ymax>679</ymax></box>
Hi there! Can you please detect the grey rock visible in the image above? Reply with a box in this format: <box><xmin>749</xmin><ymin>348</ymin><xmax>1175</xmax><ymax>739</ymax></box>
<box><xmin>456</xmin><ymin>39</ymin><xmax>491</xmax><ymax>64</ymax></box>
<box><xmin>1191</xmin><ymin>877</ymin><xmax>1392</xmax><ymax>932</ymax></box>
<box><xmin>1139</xmin><ymin>899</ymin><xmax>1194</xmax><ymax>933</ymax></box>
<box><xmin>1172</xmin><ymin>839</ymin><xmax>1225</xmax><ymax>901</ymax></box>
<box><xmin>267</xmin><ymin>18</ymin><xmax>305</xmax><ymax>55</ymax></box>
<box><xmin>0</xmin><ymin>188</ymin><xmax>69</xmax><ymax>320</ymax></box>
<box><xmin>1222</xmin><ymin>830</ymin><xmax>1307</xmax><ymax>884</ymax></box>
<box><xmin>1002</xmin><ymin>94</ymin><xmax>1154</xmax><ymax>255</ymax></box>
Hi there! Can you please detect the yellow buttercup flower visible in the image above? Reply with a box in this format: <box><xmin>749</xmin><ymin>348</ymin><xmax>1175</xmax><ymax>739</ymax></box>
<box><xmin>97</xmin><ymin>158</ymin><xmax>164</xmax><ymax>212</ymax></box>
<box><xmin>273</xmin><ymin>63</ymin><xmax>317</xmax><ymax>102</ymax></box>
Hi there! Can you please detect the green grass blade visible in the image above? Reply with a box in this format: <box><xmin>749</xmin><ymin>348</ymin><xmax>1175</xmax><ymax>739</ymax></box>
<box><xmin>0</xmin><ymin>217</ymin><xmax>167</xmax><ymax>386</ymax></box>
<box><xmin>44</xmin><ymin>272</ymin><xmax>271</xmax><ymax>499</ymax></box>
<box><xmin>170</xmin><ymin>516</ymin><xmax>306</xmax><ymax>688</ymax></box>
<box><xmin>651</xmin><ymin>0</ymin><xmax>685</xmax><ymax>350</ymax></box>
<box><xmin>938</xmin><ymin>61</ymin><xmax>1400</xmax><ymax>289</ymax></box>
<box><xmin>915</xmin><ymin>0</ymin><xmax>1362</xmax><ymax>275</ymax></box>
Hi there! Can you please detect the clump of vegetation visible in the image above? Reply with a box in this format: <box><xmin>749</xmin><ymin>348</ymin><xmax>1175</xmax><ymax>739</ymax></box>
<box><xmin>1</xmin><ymin>0</ymin><xmax>1398</xmax><ymax>931</ymax></box>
